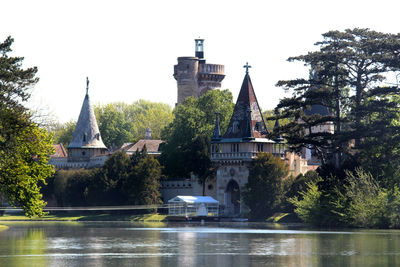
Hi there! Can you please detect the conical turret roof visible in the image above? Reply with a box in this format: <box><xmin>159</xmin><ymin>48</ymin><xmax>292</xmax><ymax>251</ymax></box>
<box><xmin>68</xmin><ymin>82</ymin><xmax>107</xmax><ymax>149</ymax></box>
<box><xmin>223</xmin><ymin>73</ymin><xmax>267</xmax><ymax>139</ymax></box>
<box><xmin>304</xmin><ymin>69</ymin><xmax>330</xmax><ymax>116</ymax></box>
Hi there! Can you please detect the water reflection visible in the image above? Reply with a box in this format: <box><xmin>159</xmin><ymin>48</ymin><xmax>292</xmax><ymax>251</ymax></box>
<box><xmin>0</xmin><ymin>222</ymin><xmax>399</xmax><ymax>266</ymax></box>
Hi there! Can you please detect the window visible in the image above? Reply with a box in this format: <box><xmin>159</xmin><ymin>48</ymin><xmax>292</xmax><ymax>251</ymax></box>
<box><xmin>231</xmin><ymin>143</ymin><xmax>239</xmax><ymax>152</ymax></box>
<box><xmin>257</xmin><ymin>143</ymin><xmax>263</xmax><ymax>152</ymax></box>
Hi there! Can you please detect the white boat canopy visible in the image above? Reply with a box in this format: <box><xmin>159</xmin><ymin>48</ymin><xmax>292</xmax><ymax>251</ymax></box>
<box><xmin>168</xmin><ymin>196</ymin><xmax>219</xmax><ymax>204</ymax></box>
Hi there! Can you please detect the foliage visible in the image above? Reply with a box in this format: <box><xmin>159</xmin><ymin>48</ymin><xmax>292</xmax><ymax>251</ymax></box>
<box><xmin>0</xmin><ymin>124</ymin><xmax>54</xmax><ymax>217</ymax></box>
<box><xmin>95</xmin><ymin>104</ymin><xmax>135</xmax><ymax>148</ymax></box>
<box><xmin>44</xmin><ymin>150</ymin><xmax>162</xmax><ymax>207</ymax></box>
<box><xmin>243</xmin><ymin>153</ymin><xmax>289</xmax><ymax>220</ymax></box>
<box><xmin>290</xmin><ymin>168</ymin><xmax>400</xmax><ymax>228</ymax></box>
<box><xmin>337</xmin><ymin>169</ymin><xmax>388</xmax><ymax>228</ymax></box>
<box><xmin>94</xmin><ymin>100</ymin><xmax>173</xmax><ymax>146</ymax></box>
<box><xmin>0</xmin><ymin>36</ymin><xmax>54</xmax><ymax>217</ymax></box>
<box><xmin>288</xmin><ymin>178</ymin><xmax>322</xmax><ymax>225</ymax></box>
<box><xmin>160</xmin><ymin>89</ymin><xmax>234</xmax><ymax>178</ymax></box>
<box><xmin>262</xmin><ymin>110</ymin><xmax>291</xmax><ymax>132</ymax></box>
<box><xmin>51</xmin><ymin>120</ymin><xmax>76</xmax><ymax>147</ymax></box>
<box><xmin>124</xmin><ymin>150</ymin><xmax>162</xmax><ymax>205</ymax></box>
<box><xmin>274</xmin><ymin>28</ymin><xmax>400</xmax><ymax>167</ymax></box>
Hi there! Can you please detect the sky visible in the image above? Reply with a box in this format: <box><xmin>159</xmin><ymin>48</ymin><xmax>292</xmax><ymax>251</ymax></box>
<box><xmin>2</xmin><ymin>0</ymin><xmax>400</xmax><ymax>123</ymax></box>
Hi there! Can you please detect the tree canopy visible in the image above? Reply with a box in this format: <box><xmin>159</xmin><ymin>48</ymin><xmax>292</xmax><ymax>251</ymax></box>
<box><xmin>160</xmin><ymin>89</ymin><xmax>234</xmax><ymax>178</ymax></box>
<box><xmin>0</xmin><ymin>36</ymin><xmax>54</xmax><ymax>216</ymax></box>
<box><xmin>273</xmin><ymin>28</ymin><xmax>400</xmax><ymax>168</ymax></box>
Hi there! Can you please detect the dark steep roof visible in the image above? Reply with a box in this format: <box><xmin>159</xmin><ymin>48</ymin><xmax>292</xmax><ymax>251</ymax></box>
<box><xmin>68</xmin><ymin>91</ymin><xmax>107</xmax><ymax>149</ymax></box>
<box><xmin>223</xmin><ymin>73</ymin><xmax>267</xmax><ymax>139</ymax></box>
<box><xmin>304</xmin><ymin>104</ymin><xmax>330</xmax><ymax>116</ymax></box>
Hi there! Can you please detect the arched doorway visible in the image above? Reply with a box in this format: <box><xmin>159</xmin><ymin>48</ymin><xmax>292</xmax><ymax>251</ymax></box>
<box><xmin>225</xmin><ymin>180</ymin><xmax>240</xmax><ymax>215</ymax></box>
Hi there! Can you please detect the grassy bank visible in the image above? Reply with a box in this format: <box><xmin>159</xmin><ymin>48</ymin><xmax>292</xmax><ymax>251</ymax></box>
<box><xmin>0</xmin><ymin>212</ymin><xmax>168</xmax><ymax>222</ymax></box>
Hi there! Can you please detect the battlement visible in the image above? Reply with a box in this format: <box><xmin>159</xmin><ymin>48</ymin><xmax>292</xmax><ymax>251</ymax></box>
<box><xmin>198</xmin><ymin>64</ymin><xmax>224</xmax><ymax>75</ymax></box>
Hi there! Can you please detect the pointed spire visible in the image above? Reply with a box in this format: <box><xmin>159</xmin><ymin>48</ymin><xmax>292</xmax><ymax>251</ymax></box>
<box><xmin>86</xmin><ymin>77</ymin><xmax>89</xmax><ymax>95</ymax></box>
<box><xmin>212</xmin><ymin>112</ymin><xmax>221</xmax><ymax>140</ymax></box>
<box><xmin>223</xmin><ymin>67</ymin><xmax>267</xmax><ymax>139</ymax></box>
<box><xmin>243</xmin><ymin>108</ymin><xmax>254</xmax><ymax>140</ymax></box>
<box><xmin>68</xmin><ymin>78</ymin><xmax>107</xmax><ymax>149</ymax></box>
<box><xmin>273</xmin><ymin>110</ymin><xmax>284</xmax><ymax>143</ymax></box>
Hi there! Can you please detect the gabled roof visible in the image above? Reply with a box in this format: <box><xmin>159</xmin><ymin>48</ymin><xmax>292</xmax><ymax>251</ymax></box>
<box><xmin>168</xmin><ymin>195</ymin><xmax>219</xmax><ymax>204</ymax></box>
<box><xmin>126</xmin><ymin>139</ymin><xmax>163</xmax><ymax>154</ymax></box>
<box><xmin>50</xmin><ymin>144</ymin><xmax>68</xmax><ymax>158</ymax></box>
<box><xmin>223</xmin><ymin>73</ymin><xmax>267</xmax><ymax>139</ymax></box>
<box><xmin>68</xmin><ymin>90</ymin><xmax>107</xmax><ymax>149</ymax></box>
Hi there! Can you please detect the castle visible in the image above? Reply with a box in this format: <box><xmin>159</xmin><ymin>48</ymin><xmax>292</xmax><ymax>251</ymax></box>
<box><xmin>50</xmin><ymin>39</ymin><xmax>327</xmax><ymax>216</ymax></box>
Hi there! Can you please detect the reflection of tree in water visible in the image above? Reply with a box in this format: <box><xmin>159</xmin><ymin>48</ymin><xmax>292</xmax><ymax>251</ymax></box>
<box><xmin>5</xmin><ymin>227</ymin><xmax>48</xmax><ymax>267</ymax></box>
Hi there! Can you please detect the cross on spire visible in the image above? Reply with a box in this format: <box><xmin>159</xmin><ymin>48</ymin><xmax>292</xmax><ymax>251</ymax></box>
<box><xmin>86</xmin><ymin>77</ymin><xmax>89</xmax><ymax>95</ymax></box>
<box><xmin>243</xmin><ymin>62</ymin><xmax>251</xmax><ymax>74</ymax></box>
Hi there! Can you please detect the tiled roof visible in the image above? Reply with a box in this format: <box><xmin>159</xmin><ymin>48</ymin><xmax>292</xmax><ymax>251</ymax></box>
<box><xmin>68</xmin><ymin>91</ymin><xmax>107</xmax><ymax>149</ymax></box>
<box><xmin>126</xmin><ymin>139</ymin><xmax>163</xmax><ymax>154</ymax></box>
<box><xmin>223</xmin><ymin>73</ymin><xmax>267</xmax><ymax>139</ymax></box>
<box><xmin>50</xmin><ymin>143</ymin><xmax>68</xmax><ymax>158</ymax></box>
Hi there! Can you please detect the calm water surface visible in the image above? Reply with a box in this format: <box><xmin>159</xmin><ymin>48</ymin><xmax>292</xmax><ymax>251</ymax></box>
<box><xmin>0</xmin><ymin>221</ymin><xmax>399</xmax><ymax>266</ymax></box>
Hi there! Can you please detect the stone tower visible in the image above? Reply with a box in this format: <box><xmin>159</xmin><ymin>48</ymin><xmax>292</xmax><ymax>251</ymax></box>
<box><xmin>210</xmin><ymin>65</ymin><xmax>285</xmax><ymax>215</ymax></box>
<box><xmin>68</xmin><ymin>77</ymin><xmax>107</xmax><ymax>162</ymax></box>
<box><xmin>174</xmin><ymin>39</ymin><xmax>225</xmax><ymax>104</ymax></box>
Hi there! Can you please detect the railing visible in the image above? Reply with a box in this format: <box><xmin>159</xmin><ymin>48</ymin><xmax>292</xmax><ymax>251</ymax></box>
<box><xmin>211</xmin><ymin>151</ymin><xmax>285</xmax><ymax>160</ymax></box>
<box><xmin>211</xmin><ymin>152</ymin><xmax>258</xmax><ymax>160</ymax></box>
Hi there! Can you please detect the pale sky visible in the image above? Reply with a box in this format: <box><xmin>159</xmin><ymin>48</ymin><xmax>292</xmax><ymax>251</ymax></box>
<box><xmin>2</xmin><ymin>0</ymin><xmax>400</xmax><ymax>123</ymax></box>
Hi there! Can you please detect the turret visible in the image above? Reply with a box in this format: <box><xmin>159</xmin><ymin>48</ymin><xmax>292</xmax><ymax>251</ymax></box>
<box><xmin>174</xmin><ymin>39</ymin><xmax>225</xmax><ymax>104</ymax></box>
<box><xmin>68</xmin><ymin>77</ymin><xmax>107</xmax><ymax>162</ymax></box>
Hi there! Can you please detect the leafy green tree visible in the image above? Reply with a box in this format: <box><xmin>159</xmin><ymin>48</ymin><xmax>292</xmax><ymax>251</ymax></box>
<box><xmin>124</xmin><ymin>150</ymin><xmax>162</xmax><ymax>205</ymax></box>
<box><xmin>95</xmin><ymin>104</ymin><xmax>135</xmax><ymax>148</ymax></box>
<box><xmin>243</xmin><ymin>153</ymin><xmax>289</xmax><ymax>220</ymax></box>
<box><xmin>160</xmin><ymin>89</ymin><xmax>234</xmax><ymax>178</ymax></box>
<box><xmin>94</xmin><ymin>100</ymin><xmax>173</xmax><ymax>143</ymax></box>
<box><xmin>125</xmin><ymin>100</ymin><xmax>173</xmax><ymax>140</ymax></box>
<box><xmin>51</xmin><ymin>120</ymin><xmax>76</xmax><ymax>146</ymax></box>
<box><xmin>288</xmin><ymin>178</ymin><xmax>323</xmax><ymax>225</ymax></box>
<box><xmin>0</xmin><ymin>36</ymin><xmax>54</xmax><ymax>216</ymax></box>
<box><xmin>100</xmin><ymin>150</ymin><xmax>131</xmax><ymax>204</ymax></box>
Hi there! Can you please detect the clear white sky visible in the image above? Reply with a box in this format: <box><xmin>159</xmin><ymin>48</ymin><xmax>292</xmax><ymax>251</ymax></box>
<box><xmin>2</xmin><ymin>0</ymin><xmax>400</xmax><ymax>123</ymax></box>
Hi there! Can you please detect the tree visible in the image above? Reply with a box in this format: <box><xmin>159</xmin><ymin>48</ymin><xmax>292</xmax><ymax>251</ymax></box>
<box><xmin>123</xmin><ymin>149</ymin><xmax>162</xmax><ymax>205</ymax></box>
<box><xmin>160</xmin><ymin>89</ymin><xmax>234</xmax><ymax>178</ymax></box>
<box><xmin>95</xmin><ymin>104</ymin><xmax>135</xmax><ymax>148</ymax></box>
<box><xmin>0</xmin><ymin>36</ymin><xmax>54</xmax><ymax>217</ymax></box>
<box><xmin>274</xmin><ymin>28</ymin><xmax>400</xmax><ymax>168</ymax></box>
<box><xmin>51</xmin><ymin>120</ymin><xmax>76</xmax><ymax>146</ymax></box>
<box><xmin>243</xmin><ymin>153</ymin><xmax>289</xmax><ymax>220</ymax></box>
<box><xmin>94</xmin><ymin>100</ymin><xmax>173</xmax><ymax>143</ymax></box>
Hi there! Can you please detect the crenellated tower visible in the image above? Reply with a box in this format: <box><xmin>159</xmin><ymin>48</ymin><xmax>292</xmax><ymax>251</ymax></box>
<box><xmin>174</xmin><ymin>39</ymin><xmax>225</xmax><ymax>104</ymax></box>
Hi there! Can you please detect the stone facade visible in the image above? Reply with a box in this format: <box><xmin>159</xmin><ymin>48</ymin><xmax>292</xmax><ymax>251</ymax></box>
<box><xmin>174</xmin><ymin>39</ymin><xmax>225</xmax><ymax>104</ymax></box>
<box><xmin>210</xmin><ymin>71</ymin><xmax>288</xmax><ymax>216</ymax></box>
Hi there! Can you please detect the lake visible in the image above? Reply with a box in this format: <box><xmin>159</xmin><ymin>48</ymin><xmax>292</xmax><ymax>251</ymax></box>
<box><xmin>0</xmin><ymin>221</ymin><xmax>399</xmax><ymax>266</ymax></box>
